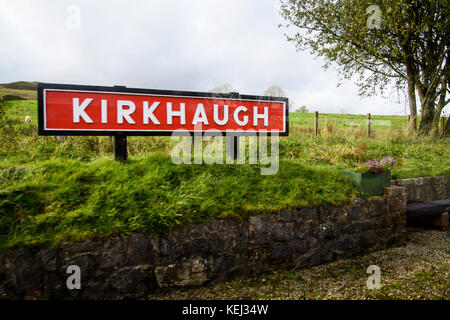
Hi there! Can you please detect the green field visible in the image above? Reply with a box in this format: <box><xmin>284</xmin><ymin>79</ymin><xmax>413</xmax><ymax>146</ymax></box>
<box><xmin>289</xmin><ymin>112</ymin><xmax>408</xmax><ymax>131</ymax></box>
<box><xmin>0</xmin><ymin>98</ymin><xmax>449</xmax><ymax>249</ymax></box>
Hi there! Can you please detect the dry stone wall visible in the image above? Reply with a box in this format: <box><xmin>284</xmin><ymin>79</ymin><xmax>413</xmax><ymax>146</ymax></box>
<box><xmin>392</xmin><ymin>175</ymin><xmax>449</xmax><ymax>202</ymax></box>
<box><xmin>0</xmin><ymin>186</ymin><xmax>406</xmax><ymax>299</ymax></box>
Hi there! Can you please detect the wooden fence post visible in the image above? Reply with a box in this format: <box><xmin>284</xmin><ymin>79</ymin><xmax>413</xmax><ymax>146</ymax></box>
<box><xmin>367</xmin><ymin>113</ymin><xmax>371</xmax><ymax>138</ymax></box>
<box><xmin>314</xmin><ymin>111</ymin><xmax>319</xmax><ymax>138</ymax></box>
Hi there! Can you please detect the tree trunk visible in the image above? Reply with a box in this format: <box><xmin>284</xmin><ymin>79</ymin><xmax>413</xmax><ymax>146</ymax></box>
<box><xmin>418</xmin><ymin>99</ymin><xmax>435</xmax><ymax>135</ymax></box>
<box><xmin>444</xmin><ymin>115</ymin><xmax>450</xmax><ymax>137</ymax></box>
<box><xmin>406</xmin><ymin>67</ymin><xmax>417</xmax><ymax>135</ymax></box>
<box><xmin>430</xmin><ymin>96</ymin><xmax>446</xmax><ymax>137</ymax></box>
<box><xmin>430</xmin><ymin>65</ymin><xmax>449</xmax><ymax>137</ymax></box>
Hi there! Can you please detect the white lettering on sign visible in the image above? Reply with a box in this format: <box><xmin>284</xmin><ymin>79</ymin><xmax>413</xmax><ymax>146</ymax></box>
<box><xmin>213</xmin><ymin>104</ymin><xmax>228</xmax><ymax>126</ymax></box>
<box><xmin>117</xmin><ymin>100</ymin><xmax>136</xmax><ymax>124</ymax></box>
<box><xmin>192</xmin><ymin>103</ymin><xmax>209</xmax><ymax>125</ymax></box>
<box><xmin>143</xmin><ymin>101</ymin><xmax>160</xmax><ymax>125</ymax></box>
<box><xmin>167</xmin><ymin>102</ymin><xmax>186</xmax><ymax>125</ymax></box>
<box><xmin>73</xmin><ymin>98</ymin><xmax>93</xmax><ymax>123</ymax></box>
<box><xmin>101</xmin><ymin>99</ymin><xmax>108</xmax><ymax>123</ymax></box>
<box><xmin>253</xmin><ymin>106</ymin><xmax>268</xmax><ymax>126</ymax></box>
<box><xmin>234</xmin><ymin>106</ymin><xmax>248</xmax><ymax>126</ymax></box>
<box><xmin>70</xmin><ymin>98</ymin><xmax>278</xmax><ymax>128</ymax></box>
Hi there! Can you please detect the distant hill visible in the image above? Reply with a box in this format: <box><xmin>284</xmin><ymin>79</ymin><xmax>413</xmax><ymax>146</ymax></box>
<box><xmin>0</xmin><ymin>81</ymin><xmax>37</xmax><ymax>100</ymax></box>
<box><xmin>0</xmin><ymin>81</ymin><xmax>38</xmax><ymax>91</ymax></box>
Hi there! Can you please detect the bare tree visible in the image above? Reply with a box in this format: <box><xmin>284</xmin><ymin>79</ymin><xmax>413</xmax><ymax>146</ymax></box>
<box><xmin>209</xmin><ymin>84</ymin><xmax>237</xmax><ymax>94</ymax></box>
<box><xmin>298</xmin><ymin>105</ymin><xmax>308</xmax><ymax>113</ymax></box>
<box><xmin>264</xmin><ymin>85</ymin><xmax>295</xmax><ymax>111</ymax></box>
<box><xmin>264</xmin><ymin>85</ymin><xmax>287</xmax><ymax>98</ymax></box>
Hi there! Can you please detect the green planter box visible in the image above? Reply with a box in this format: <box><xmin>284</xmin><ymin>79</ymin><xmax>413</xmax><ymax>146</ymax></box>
<box><xmin>343</xmin><ymin>171</ymin><xmax>391</xmax><ymax>196</ymax></box>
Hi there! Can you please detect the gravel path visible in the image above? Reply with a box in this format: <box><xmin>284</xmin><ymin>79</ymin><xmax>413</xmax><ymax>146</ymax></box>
<box><xmin>149</xmin><ymin>227</ymin><xmax>449</xmax><ymax>300</ymax></box>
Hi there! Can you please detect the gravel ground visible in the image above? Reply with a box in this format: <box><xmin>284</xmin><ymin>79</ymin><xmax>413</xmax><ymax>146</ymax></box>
<box><xmin>148</xmin><ymin>227</ymin><xmax>449</xmax><ymax>300</ymax></box>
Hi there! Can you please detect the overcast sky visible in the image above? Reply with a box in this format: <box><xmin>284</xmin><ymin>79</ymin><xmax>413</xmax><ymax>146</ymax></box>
<box><xmin>0</xmin><ymin>0</ymin><xmax>412</xmax><ymax>115</ymax></box>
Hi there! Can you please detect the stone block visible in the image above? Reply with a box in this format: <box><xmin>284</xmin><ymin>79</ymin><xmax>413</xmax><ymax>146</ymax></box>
<box><xmin>415</xmin><ymin>185</ymin><xmax>424</xmax><ymax>201</ymax></box>
<box><xmin>414</xmin><ymin>177</ymin><xmax>424</xmax><ymax>186</ymax></box>
<box><xmin>433</xmin><ymin>183</ymin><xmax>447</xmax><ymax>200</ymax></box>
<box><xmin>362</xmin><ymin>220</ymin><xmax>377</xmax><ymax>231</ymax></box>
<box><xmin>293</xmin><ymin>248</ymin><xmax>318</xmax><ymax>268</ymax></box>
<box><xmin>277</xmin><ymin>209</ymin><xmax>298</xmax><ymax>222</ymax></box>
<box><xmin>383</xmin><ymin>186</ymin><xmax>405</xmax><ymax>198</ymax></box>
<box><xmin>388</xmin><ymin>195</ymin><xmax>405</xmax><ymax>216</ymax></box>
<box><xmin>367</xmin><ymin>197</ymin><xmax>385</xmax><ymax>218</ymax></box>
<box><xmin>182</xmin><ymin>237</ymin><xmax>210</xmax><ymax>257</ymax></box>
<box><xmin>431</xmin><ymin>176</ymin><xmax>444</xmax><ymax>185</ymax></box>
<box><xmin>99</xmin><ymin>238</ymin><xmax>127</xmax><ymax>270</ymax></box>
<box><xmin>272</xmin><ymin>223</ymin><xmax>295</xmax><ymax>242</ymax></box>
<box><xmin>318</xmin><ymin>224</ymin><xmax>340</xmax><ymax>240</ymax></box>
<box><xmin>37</xmin><ymin>249</ymin><xmax>59</xmax><ymax>272</ymax></box>
<box><xmin>336</xmin><ymin>238</ymin><xmax>353</xmax><ymax>251</ymax></box>
<box><xmin>154</xmin><ymin>258</ymin><xmax>209</xmax><ymax>288</ymax></box>
<box><xmin>296</xmin><ymin>207</ymin><xmax>316</xmax><ymax>221</ymax></box>
<box><xmin>126</xmin><ymin>233</ymin><xmax>157</xmax><ymax>266</ymax></box>
<box><xmin>423</xmin><ymin>185</ymin><xmax>434</xmax><ymax>202</ymax></box>
<box><xmin>158</xmin><ymin>234</ymin><xmax>180</xmax><ymax>264</ymax></box>
<box><xmin>349</xmin><ymin>206</ymin><xmax>364</xmax><ymax>220</ymax></box>
<box><xmin>62</xmin><ymin>252</ymin><xmax>99</xmax><ymax>278</ymax></box>
<box><xmin>379</xmin><ymin>216</ymin><xmax>393</xmax><ymax>229</ymax></box>
<box><xmin>358</xmin><ymin>231</ymin><xmax>377</xmax><ymax>249</ymax></box>
<box><xmin>249</xmin><ymin>215</ymin><xmax>294</xmax><ymax>244</ymax></box>
<box><xmin>207</xmin><ymin>253</ymin><xmax>240</xmax><ymax>273</ymax></box>
<box><xmin>407</xmin><ymin>184</ymin><xmax>416</xmax><ymax>202</ymax></box>
<box><xmin>423</xmin><ymin>177</ymin><xmax>433</xmax><ymax>185</ymax></box>
<box><xmin>106</xmin><ymin>265</ymin><xmax>156</xmax><ymax>297</ymax></box>
<box><xmin>344</xmin><ymin>222</ymin><xmax>363</xmax><ymax>234</ymax></box>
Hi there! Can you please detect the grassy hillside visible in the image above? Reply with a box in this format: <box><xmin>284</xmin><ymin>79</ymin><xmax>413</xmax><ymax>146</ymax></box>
<box><xmin>0</xmin><ymin>99</ymin><xmax>449</xmax><ymax>249</ymax></box>
<box><xmin>0</xmin><ymin>81</ymin><xmax>37</xmax><ymax>91</ymax></box>
<box><xmin>0</xmin><ymin>81</ymin><xmax>37</xmax><ymax>100</ymax></box>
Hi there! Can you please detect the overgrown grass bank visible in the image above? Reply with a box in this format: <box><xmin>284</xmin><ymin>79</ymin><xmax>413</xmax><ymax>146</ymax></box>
<box><xmin>0</xmin><ymin>99</ymin><xmax>449</xmax><ymax>249</ymax></box>
<box><xmin>0</xmin><ymin>155</ymin><xmax>355</xmax><ymax>248</ymax></box>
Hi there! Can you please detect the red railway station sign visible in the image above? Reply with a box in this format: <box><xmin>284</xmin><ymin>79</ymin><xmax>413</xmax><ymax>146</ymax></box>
<box><xmin>38</xmin><ymin>83</ymin><xmax>289</xmax><ymax>136</ymax></box>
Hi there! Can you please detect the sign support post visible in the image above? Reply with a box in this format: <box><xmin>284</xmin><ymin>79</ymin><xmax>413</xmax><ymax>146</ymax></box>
<box><xmin>226</xmin><ymin>135</ymin><xmax>240</xmax><ymax>160</ymax></box>
<box><xmin>226</xmin><ymin>92</ymin><xmax>240</xmax><ymax>160</ymax></box>
<box><xmin>114</xmin><ymin>136</ymin><xmax>127</xmax><ymax>161</ymax></box>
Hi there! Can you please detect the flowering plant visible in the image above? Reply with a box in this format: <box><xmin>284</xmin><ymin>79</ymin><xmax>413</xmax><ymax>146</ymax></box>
<box><xmin>353</xmin><ymin>157</ymin><xmax>396</xmax><ymax>174</ymax></box>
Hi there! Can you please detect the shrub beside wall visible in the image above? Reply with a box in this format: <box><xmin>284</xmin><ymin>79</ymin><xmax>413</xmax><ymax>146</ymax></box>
<box><xmin>0</xmin><ymin>186</ymin><xmax>406</xmax><ymax>299</ymax></box>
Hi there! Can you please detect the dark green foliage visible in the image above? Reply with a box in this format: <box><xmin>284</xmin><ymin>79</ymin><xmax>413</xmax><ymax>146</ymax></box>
<box><xmin>1</xmin><ymin>95</ymin><xmax>25</xmax><ymax>101</ymax></box>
